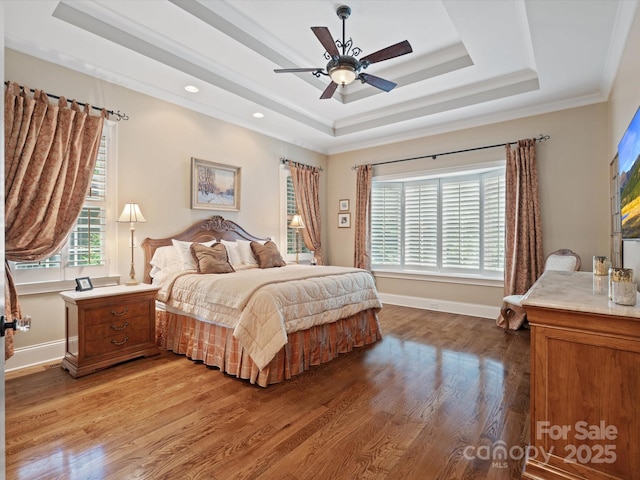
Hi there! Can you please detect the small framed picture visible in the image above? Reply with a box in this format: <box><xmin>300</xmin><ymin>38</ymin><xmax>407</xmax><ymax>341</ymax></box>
<box><xmin>338</xmin><ymin>212</ymin><xmax>351</xmax><ymax>228</ymax></box>
<box><xmin>75</xmin><ymin>277</ymin><xmax>93</xmax><ymax>292</ymax></box>
<box><xmin>339</xmin><ymin>199</ymin><xmax>350</xmax><ymax>211</ymax></box>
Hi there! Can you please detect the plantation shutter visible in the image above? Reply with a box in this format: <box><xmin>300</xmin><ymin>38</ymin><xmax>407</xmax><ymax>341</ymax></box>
<box><xmin>68</xmin><ymin>135</ymin><xmax>108</xmax><ymax>267</ymax></box>
<box><xmin>371</xmin><ymin>182</ymin><xmax>402</xmax><ymax>266</ymax></box>
<box><xmin>404</xmin><ymin>181</ymin><xmax>438</xmax><ymax>268</ymax></box>
<box><xmin>483</xmin><ymin>171</ymin><xmax>506</xmax><ymax>271</ymax></box>
<box><xmin>441</xmin><ymin>178</ymin><xmax>480</xmax><ymax>269</ymax></box>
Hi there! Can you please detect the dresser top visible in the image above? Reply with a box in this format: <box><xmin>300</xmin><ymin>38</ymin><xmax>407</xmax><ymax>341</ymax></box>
<box><xmin>522</xmin><ymin>270</ymin><xmax>640</xmax><ymax>318</ymax></box>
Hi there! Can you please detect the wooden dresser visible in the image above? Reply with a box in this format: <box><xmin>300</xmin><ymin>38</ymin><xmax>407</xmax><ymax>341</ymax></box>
<box><xmin>60</xmin><ymin>284</ymin><xmax>160</xmax><ymax>378</ymax></box>
<box><xmin>522</xmin><ymin>271</ymin><xmax>640</xmax><ymax>480</ymax></box>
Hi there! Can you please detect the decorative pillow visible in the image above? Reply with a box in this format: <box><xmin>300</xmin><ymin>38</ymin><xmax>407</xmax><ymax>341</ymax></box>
<box><xmin>250</xmin><ymin>241</ymin><xmax>286</xmax><ymax>268</ymax></box>
<box><xmin>190</xmin><ymin>243</ymin><xmax>235</xmax><ymax>274</ymax></box>
<box><xmin>237</xmin><ymin>239</ymin><xmax>265</xmax><ymax>265</ymax></box>
<box><xmin>221</xmin><ymin>239</ymin><xmax>243</xmax><ymax>266</ymax></box>
<box><xmin>172</xmin><ymin>239</ymin><xmax>216</xmax><ymax>270</ymax></box>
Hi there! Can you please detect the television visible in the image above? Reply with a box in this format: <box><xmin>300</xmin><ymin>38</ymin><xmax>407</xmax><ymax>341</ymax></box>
<box><xmin>618</xmin><ymin>106</ymin><xmax>640</xmax><ymax>239</ymax></box>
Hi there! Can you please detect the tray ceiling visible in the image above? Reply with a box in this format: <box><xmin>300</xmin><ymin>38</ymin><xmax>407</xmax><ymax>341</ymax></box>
<box><xmin>4</xmin><ymin>0</ymin><xmax>638</xmax><ymax>154</ymax></box>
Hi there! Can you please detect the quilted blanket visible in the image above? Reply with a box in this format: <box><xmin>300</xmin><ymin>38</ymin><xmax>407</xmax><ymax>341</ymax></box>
<box><xmin>155</xmin><ymin>265</ymin><xmax>382</xmax><ymax>369</ymax></box>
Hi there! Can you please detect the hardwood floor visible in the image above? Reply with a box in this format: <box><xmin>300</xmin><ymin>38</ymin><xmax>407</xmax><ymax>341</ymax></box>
<box><xmin>5</xmin><ymin>305</ymin><xmax>530</xmax><ymax>480</ymax></box>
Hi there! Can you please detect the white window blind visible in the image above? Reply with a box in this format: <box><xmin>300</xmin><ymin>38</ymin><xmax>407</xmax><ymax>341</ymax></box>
<box><xmin>372</xmin><ymin>166</ymin><xmax>505</xmax><ymax>277</ymax></box>
<box><xmin>441</xmin><ymin>178</ymin><xmax>480</xmax><ymax>270</ymax></box>
<box><xmin>404</xmin><ymin>181</ymin><xmax>438</xmax><ymax>268</ymax></box>
<box><xmin>371</xmin><ymin>183</ymin><xmax>402</xmax><ymax>266</ymax></box>
<box><xmin>67</xmin><ymin>206</ymin><xmax>107</xmax><ymax>267</ymax></box>
<box><xmin>482</xmin><ymin>170</ymin><xmax>506</xmax><ymax>272</ymax></box>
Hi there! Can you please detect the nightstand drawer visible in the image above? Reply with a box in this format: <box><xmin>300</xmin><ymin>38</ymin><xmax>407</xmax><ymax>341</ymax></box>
<box><xmin>85</xmin><ymin>321</ymin><xmax>152</xmax><ymax>358</ymax></box>
<box><xmin>85</xmin><ymin>314</ymin><xmax>151</xmax><ymax>340</ymax></box>
<box><xmin>84</xmin><ymin>301</ymin><xmax>150</xmax><ymax>325</ymax></box>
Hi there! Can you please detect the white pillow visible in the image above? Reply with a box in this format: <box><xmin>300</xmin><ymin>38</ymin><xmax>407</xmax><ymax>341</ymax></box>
<box><xmin>172</xmin><ymin>239</ymin><xmax>215</xmax><ymax>270</ymax></box>
<box><xmin>237</xmin><ymin>239</ymin><xmax>265</xmax><ymax>266</ymax></box>
<box><xmin>221</xmin><ymin>239</ymin><xmax>243</xmax><ymax>266</ymax></box>
<box><xmin>149</xmin><ymin>245</ymin><xmax>183</xmax><ymax>276</ymax></box>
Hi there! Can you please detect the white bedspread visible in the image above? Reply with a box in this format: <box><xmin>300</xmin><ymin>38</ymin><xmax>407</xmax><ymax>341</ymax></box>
<box><xmin>155</xmin><ymin>264</ymin><xmax>382</xmax><ymax>369</ymax></box>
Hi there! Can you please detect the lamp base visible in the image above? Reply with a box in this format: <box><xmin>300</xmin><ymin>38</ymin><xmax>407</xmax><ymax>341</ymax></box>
<box><xmin>126</xmin><ymin>258</ymin><xmax>138</xmax><ymax>286</ymax></box>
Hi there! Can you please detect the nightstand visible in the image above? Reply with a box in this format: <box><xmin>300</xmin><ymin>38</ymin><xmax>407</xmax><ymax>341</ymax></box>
<box><xmin>60</xmin><ymin>284</ymin><xmax>160</xmax><ymax>378</ymax></box>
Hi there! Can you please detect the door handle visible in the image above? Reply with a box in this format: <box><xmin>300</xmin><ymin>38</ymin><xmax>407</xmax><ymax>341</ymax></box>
<box><xmin>0</xmin><ymin>315</ymin><xmax>31</xmax><ymax>336</ymax></box>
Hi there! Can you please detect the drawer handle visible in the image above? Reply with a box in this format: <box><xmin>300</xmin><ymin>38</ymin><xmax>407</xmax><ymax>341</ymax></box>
<box><xmin>110</xmin><ymin>322</ymin><xmax>129</xmax><ymax>331</ymax></box>
<box><xmin>111</xmin><ymin>336</ymin><xmax>129</xmax><ymax>346</ymax></box>
<box><xmin>111</xmin><ymin>307</ymin><xmax>129</xmax><ymax>317</ymax></box>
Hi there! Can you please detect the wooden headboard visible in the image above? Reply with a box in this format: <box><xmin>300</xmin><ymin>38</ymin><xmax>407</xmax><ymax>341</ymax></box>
<box><xmin>141</xmin><ymin>215</ymin><xmax>270</xmax><ymax>284</ymax></box>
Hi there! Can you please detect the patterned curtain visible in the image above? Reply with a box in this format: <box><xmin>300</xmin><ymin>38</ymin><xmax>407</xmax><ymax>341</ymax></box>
<box><xmin>4</xmin><ymin>82</ymin><xmax>106</xmax><ymax>359</ymax></box>
<box><xmin>354</xmin><ymin>164</ymin><xmax>372</xmax><ymax>270</ymax></box>
<box><xmin>289</xmin><ymin>162</ymin><xmax>324</xmax><ymax>265</ymax></box>
<box><xmin>497</xmin><ymin>138</ymin><xmax>544</xmax><ymax>329</ymax></box>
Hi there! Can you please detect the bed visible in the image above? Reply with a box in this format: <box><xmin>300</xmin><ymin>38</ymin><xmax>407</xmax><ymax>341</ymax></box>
<box><xmin>141</xmin><ymin>215</ymin><xmax>382</xmax><ymax>387</ymax></box>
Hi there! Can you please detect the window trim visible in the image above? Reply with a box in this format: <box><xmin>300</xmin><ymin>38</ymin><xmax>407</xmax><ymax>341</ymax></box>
<box><xmin>371</xmin><ymin>160</ymin><xmax>506</xmax><ymax>281</ymax></box>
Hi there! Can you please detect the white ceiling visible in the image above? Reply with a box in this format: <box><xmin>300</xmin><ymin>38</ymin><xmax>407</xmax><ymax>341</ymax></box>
<box><xmin>4</xmin><ymin>0</ymin><xmax>638</xmax><ymax>155</ymax></box>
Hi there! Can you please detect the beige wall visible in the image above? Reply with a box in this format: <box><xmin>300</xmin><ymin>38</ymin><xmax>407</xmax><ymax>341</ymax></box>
<box><xmin>609</xmin><ymin>11</ymin><xmax>640</xmax><ymax>273</ymax></box>
<box><xmin>5</xmin><ymin>50</ymin><xmax>327</xmax><ymax>353</ymax></box>
<box><xmin>327</xmin><ymin>103</ymin><xmax>610</xmax><ymax>308</ymax></box>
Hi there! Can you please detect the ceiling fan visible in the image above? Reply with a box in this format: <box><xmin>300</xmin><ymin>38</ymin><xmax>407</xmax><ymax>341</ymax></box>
<box><xmin>274</xmin><ymin>5</ymin><xmax>413</xmax><ymax>99</ymax></box>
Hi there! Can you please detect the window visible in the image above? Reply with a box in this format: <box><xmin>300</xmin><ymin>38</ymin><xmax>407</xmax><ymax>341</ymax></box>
<box><xmin>12</xmin><ymin>122</ymin><xmax>117</xmax><ymax>286</ymax></box>
<box><xmin>371</xmin><ymin>164</ymin><xmax>505</xmax><ymax>278</ymax></box>
<box><xmin>280</xmin><ymin>167</ymin><xmax>311</xmax><ymax>261</ymax></box>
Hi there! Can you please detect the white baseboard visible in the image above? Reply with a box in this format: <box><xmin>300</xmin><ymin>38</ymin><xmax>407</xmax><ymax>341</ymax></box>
<box><xmin>5</xmin><ymin>339</ymin><xmax>65</xmax><ymax>372</ymax></box>
<box><xmin>379</xmin><ymin>293</ymin><xmax>500</xmax><ymax>319</ymax></box>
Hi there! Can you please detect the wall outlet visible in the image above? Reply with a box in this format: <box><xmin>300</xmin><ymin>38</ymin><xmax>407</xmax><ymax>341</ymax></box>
<box><xmin>428</xmin><ymin>302</ymin><xmax>439</xmax><ymax>310</ymax></box>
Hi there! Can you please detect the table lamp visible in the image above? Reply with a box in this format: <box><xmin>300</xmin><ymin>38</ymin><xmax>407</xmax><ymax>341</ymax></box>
<box><xmin>117</xmin><ymin>202</ymin><xmax>147</xmax><ymax>285</ymax></box>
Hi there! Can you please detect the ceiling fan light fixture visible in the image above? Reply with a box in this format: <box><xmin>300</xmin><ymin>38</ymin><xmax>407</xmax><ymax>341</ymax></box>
<box><xmin>274</xmin><ymin>5</ymin><xmax>413</xmax><ymax>98</ymax></box>
<box><xmin>329</xmin><ymin>65</ymin><xmax>357</xmax><ymax>85</ymax></box>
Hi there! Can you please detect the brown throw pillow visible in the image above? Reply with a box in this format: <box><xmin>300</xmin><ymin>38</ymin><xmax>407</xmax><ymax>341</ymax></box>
<box><xmin>190</xmin><ymin>243</ymin><xmax>235</xmax><ymax>274</ymax></box>
<box><xmin>250</xmin><ymin>241</ymin><xmax>286</xmax><ymax>268</ymax></box>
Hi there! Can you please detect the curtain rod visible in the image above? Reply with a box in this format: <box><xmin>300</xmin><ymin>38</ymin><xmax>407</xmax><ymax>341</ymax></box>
<box><xmin>351</xmin><ymin>134</ymin><xmax>550</xmax><ymax>170</ymax></box>
<box><xmin>280</xmin><ymin>157</ymin><xmax>324</xmax><ymax>172</ymax></box>
<box><xmin>4</xmin><ymin>81</ymin><xmax>129</xmax><ymax>121</ymax></box>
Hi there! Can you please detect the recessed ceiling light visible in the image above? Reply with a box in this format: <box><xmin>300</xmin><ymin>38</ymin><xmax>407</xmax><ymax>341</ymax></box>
<box><xmin>253</xmin><ymin>112</ymin><xmax>264</xmax><ymax>118</ymax></box>
<box><xmin>184</xmin><ymin>85</ymin><xmax>199</xmax><ymax>93</ymax></box>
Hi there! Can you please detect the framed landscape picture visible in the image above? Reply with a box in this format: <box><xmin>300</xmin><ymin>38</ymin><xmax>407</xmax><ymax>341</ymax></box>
<box><xmin>191</xmin><ymin>157</ymin><xmax>241</xmax><ymax>211</ymax></box>
<box><xmin>339</xmin><ymin>199</ymin><xmax>349</xmax><ymax>211</ymax></box>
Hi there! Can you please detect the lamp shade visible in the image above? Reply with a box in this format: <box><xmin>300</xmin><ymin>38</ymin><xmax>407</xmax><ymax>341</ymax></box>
<box><xmin>117</xmin><ymin>202</ymin><xmax>147</xmax><ymax>223</ymax></box>
<box><xmin>289</xmin><ymin>214</ymin><xmax>305</xmax><ymax>229</ymax></box>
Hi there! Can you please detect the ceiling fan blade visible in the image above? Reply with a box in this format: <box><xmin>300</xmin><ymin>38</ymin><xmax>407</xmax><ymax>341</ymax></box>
<box><xmin>320</xmin><ymin>81</ymin><xmax>338</xmax><ymax>99</ymax></box>
<box><xmin>311</xmin><ymin>26</ymin><xmax>340</xmax><ymax>58</ymax></box>
<box><xmin>360</xmin><ymin>40</ymin><xmax>413</xmax><ymax>65</ymax></box>
<box><xmin>274</xmin><ymin>68</ymin><xmax>323</xmax><ymax>73</ymax></box>
<box><xmin>359</xmin><ymin>73</ymin><xmax>397</xmax><ymax>92</ymax></box>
